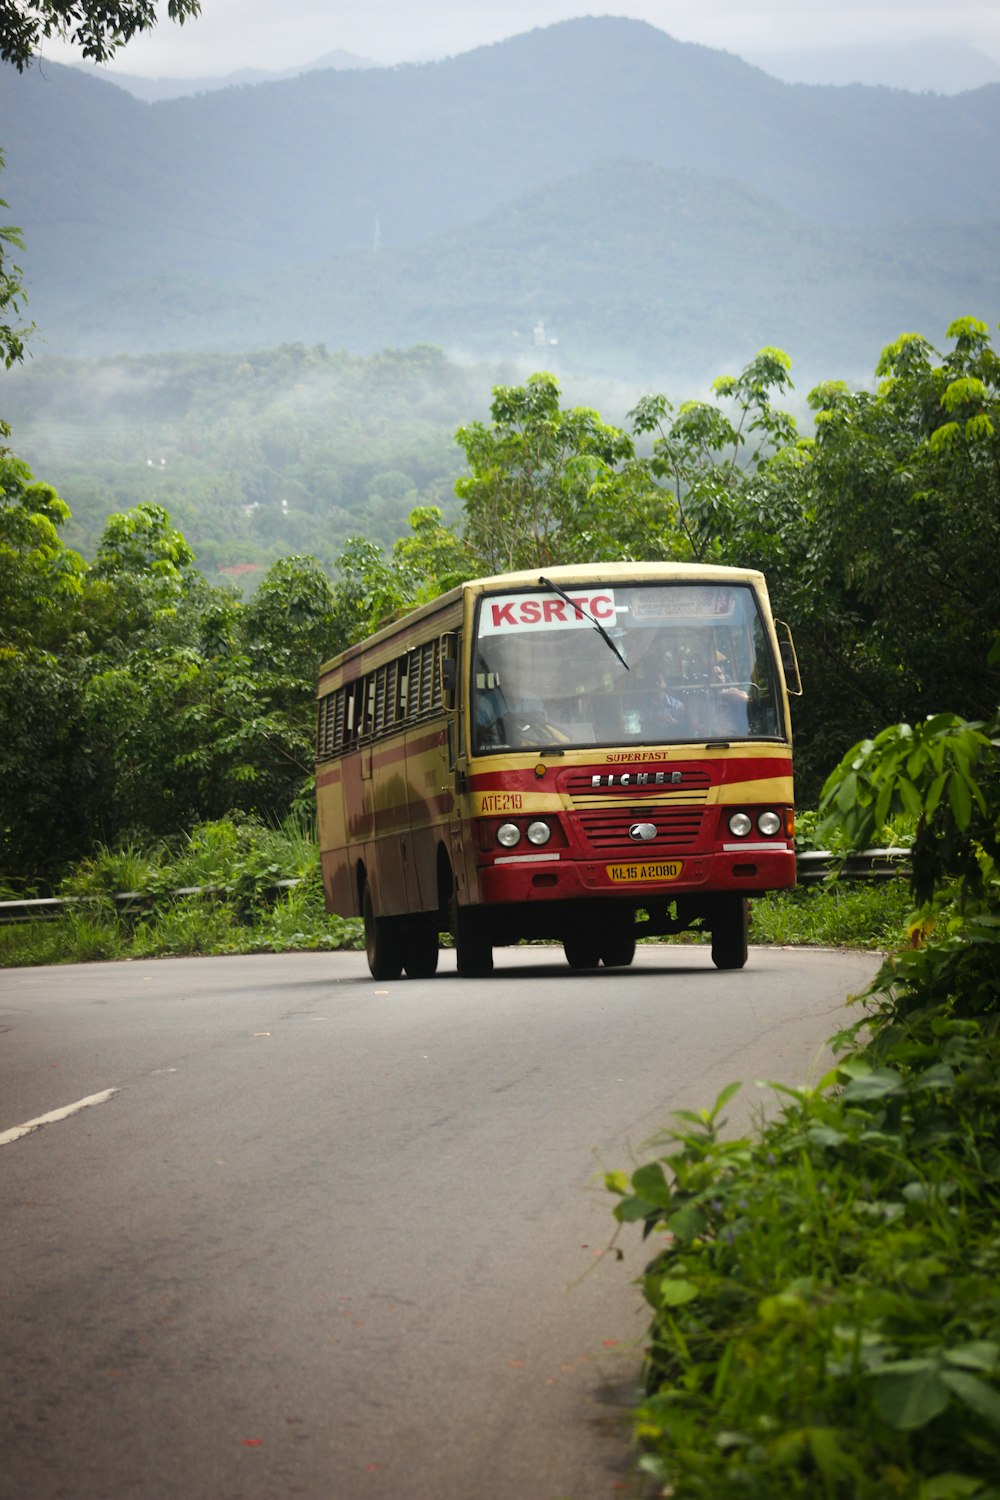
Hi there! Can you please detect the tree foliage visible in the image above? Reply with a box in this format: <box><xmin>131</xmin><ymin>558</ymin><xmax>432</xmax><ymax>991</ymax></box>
<box><xmin>0</xmin><ymin>152</ymin><xmax>34</xmax><ymax>440</ymax></box>
<box><xmin>0</xmin><ymin>0</ymin><xmax>200</xmax><ymax>70</ymax></box>
<box><xmin>0</xmin><ymin>465</ymin><xmax>336</xmax><ymax>878</ymax></box>
<box><xmin>2</xmin><ymin>317</ymin><xmax>998</xmax><ymax>880</ymax></box>
<box><xmin>819</xmin><ymin>639</ymin><xmax>1000</xmax><ymax>1021</ymax></box>
<box><xmin>454</xmin><ymin>372</ymin><xmax>673</xmax><ymax>571</ymax></box>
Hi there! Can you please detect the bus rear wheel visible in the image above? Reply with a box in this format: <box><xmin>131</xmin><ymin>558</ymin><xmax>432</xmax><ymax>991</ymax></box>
<box><xmin>363</xmin><ymin>884</ymin><xmax>404</xmax><ymax>981</ymax></box>
<box><xmin>403</xmin><ymin>927</ymin><xmax>439</xmax><ymax>979</ymax></box>
<box><xmin>711</xmin><ymin>896</ymin><xmax>749</xmax><ymax>971</ymax></box>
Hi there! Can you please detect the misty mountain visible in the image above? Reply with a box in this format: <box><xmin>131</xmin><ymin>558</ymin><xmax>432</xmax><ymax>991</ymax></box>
<box><xmin>2</xmin><ymin>17</ymin><xmax>998</xmax><ymax>382</ymax></box>
<box><xmin>743</xmin><ymin>37</ymin><xmax>1000</xmax><ymax>96</ymax></box>
<box><xmin>42</xmin><ymin>160</ymin><xmax>1000</xmax><ymax>387</ymax></box>
<box><xmin>64</xmin><ymin>48</ymin><xmax>378</xmax><ymax>103</ymax></box>
<box><xmin>68</xmin><ymin>35</ymin><xmax>1000</xmax><ymax>102</ymax></box>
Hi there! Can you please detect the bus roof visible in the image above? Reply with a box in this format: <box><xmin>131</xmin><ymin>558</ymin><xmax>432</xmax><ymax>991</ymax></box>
<box><xmin>317</xmin><ymin>561</ymin><xmax>770</xmax><ymax>678</ymax></box>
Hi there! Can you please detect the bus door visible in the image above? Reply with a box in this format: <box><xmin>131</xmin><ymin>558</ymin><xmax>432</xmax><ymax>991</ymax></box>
<box><xmin>404</xmin><ymin>635</ymin><xmax>460</xmax><ymax>915</ymax></box>
<box><xmin>337</xmin><ymin>677</ymin><xmax>373</xmax><ymax>913</ymax></box>
<box><xmin>368</xmin><ymin>661</ymin><xmax>411</xmax><ymax>917</ymax></box>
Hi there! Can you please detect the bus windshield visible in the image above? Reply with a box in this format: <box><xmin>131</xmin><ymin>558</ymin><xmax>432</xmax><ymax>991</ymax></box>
<box><xmin>472</xmin><ymin>580</ymin><xmax>783</xmax><ymax>752</ymax></box>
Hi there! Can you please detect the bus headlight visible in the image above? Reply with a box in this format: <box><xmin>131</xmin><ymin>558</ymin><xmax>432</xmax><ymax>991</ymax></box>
<box><xmin>497</xmin><ymin>823</ymin><xmax>521</xmax><ymax>848</ymax></box>
<box><xmin>728</xmin><ymin>812</ymin><xmax>753</xmax><ymax>837</ymax></box>
<box><xmin>526</xmin><ymin>820</ymin><xmax>551</xmax><ymax>846</ymax></box>
<box><xmin>757</xmin><ymin>810</ymin><xmax>782</xmax><ymax>836</ymax></box>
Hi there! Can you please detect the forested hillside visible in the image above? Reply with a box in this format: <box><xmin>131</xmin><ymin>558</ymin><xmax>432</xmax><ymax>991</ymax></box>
<box><xmin>1</xmin><ymin>18</ymin><xmax>997</xmax><ymax>378</ymax></box>
<box><xmin>2</xmin><ymin>344</ymin><xmax>502</xmax><ymax>573</ymax></box>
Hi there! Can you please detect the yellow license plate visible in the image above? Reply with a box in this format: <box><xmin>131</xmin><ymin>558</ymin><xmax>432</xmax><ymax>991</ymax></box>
<box><xmin>606</xmin><ymin>861</ymin><xmax>683</xmax><ymax>883</ymax></box>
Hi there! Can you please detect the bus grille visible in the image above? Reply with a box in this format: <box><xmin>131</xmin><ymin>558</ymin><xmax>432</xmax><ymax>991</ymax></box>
<box><xmin>562</xmin><ymin>767</ymin><xmax>713</xmax><ymax>799</ymax></box>
<box><xmin>575</xmin><ymin>808</ymin><xmax>706</xmax><ymax>851</ymax></box>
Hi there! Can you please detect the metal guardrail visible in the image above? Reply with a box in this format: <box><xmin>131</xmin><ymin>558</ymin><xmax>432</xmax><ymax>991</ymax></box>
<box><xmin>0</xmin><ymin>856</ymin><xmax>911</xmax><ymax>924</ymax></box>
<box><xmin>794</xmin><ymin>848</ymin><xmax>912</xmax><ymax>884</ymax></box>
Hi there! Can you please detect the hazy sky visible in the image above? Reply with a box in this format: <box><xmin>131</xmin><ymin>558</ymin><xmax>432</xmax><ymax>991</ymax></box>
<box><xmin>39</xmin><ymin>0</ymin><xmax>1000</xmax><ymax>77</ymax></box>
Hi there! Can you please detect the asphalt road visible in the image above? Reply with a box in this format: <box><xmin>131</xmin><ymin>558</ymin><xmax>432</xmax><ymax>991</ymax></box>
<box><xmin>0</xmin><ymin>944</ymin><xmax>882</xmax><ymax>1500</ymax></box>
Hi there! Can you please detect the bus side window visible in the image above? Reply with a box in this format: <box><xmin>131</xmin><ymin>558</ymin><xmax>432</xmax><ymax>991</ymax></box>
<box><xmin>316</xmin><ymin>691</ymin><xmax>335</xmax><ymax>760</ymax></box>
<box><xmin>399</xmin><ymin>660</ymin><xmax>410</xmax><ymax>721</ymax></box>
<box><xmin>361</xmin><ymin>674</ymin><xmax>376</xmax><ymax>739</ymax></box>
<box><xmin>344</xmin><ymin>681</ymin><xmax>359</xmax><ymax>745</ymax></box>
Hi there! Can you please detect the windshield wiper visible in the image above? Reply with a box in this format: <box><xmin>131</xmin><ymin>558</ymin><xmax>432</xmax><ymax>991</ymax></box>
<box><xmin>538</xmin><ymin>576</ymin><xmax>629</xmax><ymax>672</ymax></box>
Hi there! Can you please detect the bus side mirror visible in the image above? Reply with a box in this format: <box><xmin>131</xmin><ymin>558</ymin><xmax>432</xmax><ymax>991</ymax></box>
<box><xmin>775</xmin><ymin>621</ymin><xmax>803</xmax><ymax>697</ymax></box>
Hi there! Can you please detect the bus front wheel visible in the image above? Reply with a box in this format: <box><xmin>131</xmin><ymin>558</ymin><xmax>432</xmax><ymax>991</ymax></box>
<box><xmin>601</xmin><ymin>917</ymin><xmax>636</xmax><ymax>968</ymax></box>
<box><xmin>363</xmin><ymin>884</ymin><xmax>404</xmax><ymax>981</ymax></box>
<box><xmin>564</xmin><ymin>932</ymin><xmax>600</xmax><ymax>969</ymax></box>
<box><xmin>711</xmin><ymin>896</ymin><xmax>749</xmax><ymax>971</ymax></box>
<box><xmin>454</xmin><ymin>905</ymin><xmax>493</xmax><ymax>978</ymax></box>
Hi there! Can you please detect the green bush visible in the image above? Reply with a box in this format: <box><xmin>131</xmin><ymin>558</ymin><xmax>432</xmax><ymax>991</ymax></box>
<box><xmin>609</xmin><ymin>1014</ymin><xmax>1000</xmax><ymax>1498</ymax></box>
<box><xmin>0</xmin><ymin>813</ymin><xmax>364</xmax><ymax>966</ymax></box>
<box><xmin>611</xmin><ymin>678</ymin><xmax>1000</xmax><ymax>1497</ymax></box>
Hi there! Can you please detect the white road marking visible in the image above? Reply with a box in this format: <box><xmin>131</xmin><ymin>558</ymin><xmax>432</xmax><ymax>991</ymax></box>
<box><xmin>0</xmin><ymin>1088</ymin><xmax>119</xmax><ymax>1147</ymax></box>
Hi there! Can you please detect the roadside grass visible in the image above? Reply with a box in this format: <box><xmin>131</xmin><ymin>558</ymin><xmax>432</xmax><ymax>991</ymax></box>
<box><xmin>749</xmin><ymin>879</ymin><xmax>910</xmax><ymax>950</ymax></box>
<box><xmin>0</xmin><ymin>815</ymin><xmax>365</xmax><ymax>967</ymax></box>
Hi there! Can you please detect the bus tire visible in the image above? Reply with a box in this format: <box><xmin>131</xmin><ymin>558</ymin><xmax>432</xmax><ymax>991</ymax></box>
<box><xmin>454</xmin><ymin>905</ymin><xmax>493</xmax><ymax>978</ymax></box>
<box><xmin>403</xmin><ymin>927</ymin><xmax>439</xmax><ymax>979</ymax></box>
<box><xmin>363</xmin><ymin>884</ymin><xmax>404</xmax><ymax>981</ymax></box>
<box><xmin>564</xmin><ymin>933</ymin><xmax>600</xmax><ymax>969</ymax></box>
<box><xmin>711</xmin><ymin>896</ymin><xmax>749</xmax><ymax>971</ymax></box>
<box><xmin>600</xmin><ymin>919</ymin><xmax>636</xmax><ymax>968</ymax></box>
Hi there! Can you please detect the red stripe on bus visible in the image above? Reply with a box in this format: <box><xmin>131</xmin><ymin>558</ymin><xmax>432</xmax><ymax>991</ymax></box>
<box><xmin>318</xmin><ymin>729</ymin><xmax>448</xmax><ymax>776</ymax></box>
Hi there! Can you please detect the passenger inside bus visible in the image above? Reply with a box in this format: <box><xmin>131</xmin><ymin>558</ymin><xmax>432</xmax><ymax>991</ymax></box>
<box><xmin>644</xmin><ymin>671</ymin><xmax>687</xmax><ymax>733</ymax></box>
<box><xmin>474</xmin><ymin>666</ymin><xmax>553</xmax><ymax>750</ymax></box>
<box><xmin>710</xmin><ymin>662</ymin><xmax>751</xmax><ymax>735</ymax></box>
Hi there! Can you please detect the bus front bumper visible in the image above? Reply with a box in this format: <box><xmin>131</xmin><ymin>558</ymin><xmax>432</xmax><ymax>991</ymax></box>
<box><xmin>477</xmin><ymin>847</ymin><xmax>796</xmax><ymax>904</ymax></box>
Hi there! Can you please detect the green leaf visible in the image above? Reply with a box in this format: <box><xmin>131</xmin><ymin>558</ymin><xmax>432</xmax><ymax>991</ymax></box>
<box><xmin>944</xmin><ymin>1342</ymin><xmax>1000</xmax><ymax>1374</ymax></box>
<box><xmin>613</xmin><ymin>1196</ymin><xmax>655</xmax><ymax>1224</ymax></box>
<box><xmin>806</xmin><ymin>1125</ymin><xmax>847</xmax><ymax>1149</ymax></box>
<box><xmin>631</xmin><ymin>1162</ymin><xmax>671</xmax><ymax>1208</ymax></box>
<box><xmin>841</xmin><ymin>1068</ymin><xmax>904</xmax><ymax>1101</ymax></box>
<box><xmin>668</xmin><ymin>1204</ymin><xmax>708</xmax><ymax>1244</ymax></box>
<box><xmin>836</xmin><ymin>771</ymin><xmax>859</xmax><ymax>815</ymax></box>
<box><xmin>948</xmin><ymin>772</ymin><xmax>973</xmax><ymax>830</ymax></box>
<box><xmin>918</xmin><ymin>1476</ymin><xmax>989</xmax><ymax>1500</ymax></box>
<box><xmin>873</xmin><ymin>1364</ymin><xmax>950</xmax><ymax>1429</ymax></box>
<box><xmin>941</xmin><ymin>1370</ymin><xmax>1000</xmax><ymax>1431</ymax></box>
<box><xmin>925</xmin><ymin>772</ymin><xmax>948</xmax><ymax>820</ymax></box>
<box><xmin>657</xmin><ymin>1275</ymin><xmax>699</xmax><ymax>1307</ymax></box>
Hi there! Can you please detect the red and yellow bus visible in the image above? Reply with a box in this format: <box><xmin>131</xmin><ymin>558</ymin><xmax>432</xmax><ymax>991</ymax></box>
<box><xmin>316</xmin><ymin>562</ymin><xmax>801</xmax><ymax>979</ymax></box>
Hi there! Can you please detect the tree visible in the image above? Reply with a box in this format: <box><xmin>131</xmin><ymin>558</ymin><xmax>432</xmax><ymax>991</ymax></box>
<box><xmin>390</xmin><ymin>504</ymin><xmax>472</xmax><ymax>600</ymax></box>
<box><xmin>623</xmin><ymin>324</ymin><xmax>1000</xmax><ymax>797</ymax></box>
<box><xmin>772</xmin><ymin>317</ymin><xmax>1000</xmax><ymax>796</ymax></box>
<box><xmin>628</xmin><ymin>346</ymin><xmax>800</xmax><ymax>565</ymax></box>
<box><xmin>0</xmin><ymin>476</ymin><xmax>329</xmax><ymax>878</ymax></box>
<box><xmin>0</xmin><ymin>152</ymin><xmax>34</xmax><ymax>439</ymax></box>
<box><xmin>0</xmin><ymin>0</ymin><xmax>200</xmax><ymax>70</ymax></box>
<box><xmin>0</xmin><ymin>451</ymin><xmax>85</xmax><ymax>644</ymax></box>
<box><xmin>455</xmin><ymin>372</ymin><xmax>642</xmax><ymax>571</ymax></box>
